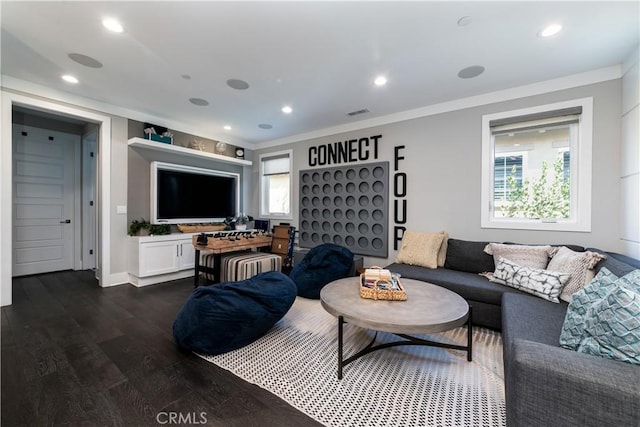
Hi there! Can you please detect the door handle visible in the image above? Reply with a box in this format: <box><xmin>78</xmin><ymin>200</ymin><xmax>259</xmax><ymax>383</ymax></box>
<box><xmin>60</xmin><ymin>219</ymin><xmax>71</xmax><ymax>224</ymax></box>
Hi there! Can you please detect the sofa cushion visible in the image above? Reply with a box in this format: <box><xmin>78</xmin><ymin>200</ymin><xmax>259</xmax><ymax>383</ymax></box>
<box><xmin>502</xmin><ymin>292</ymin><xmax>569</xmax><ymax>348</ymax></box>
<box><xmin>289</xmin><ymin>243</ymin><xmax>353</xmax><ymax>299</ymax></box>
<box><xmin>444</xmin><ymin>239</ymin><xmax>495</xmax><ymax>274</ymax></box>
<box><xmin>386</xmin><ymin>262</ymin><xmax>525</xmax><ymax>305</ymax></box>
<box><xmin>491</xmin><ymin>257</ymin><xmax>570</xmax><ymax>303</ymax></box>
<box><xmin>395</xmin><ymin>230</ymin><xmax>446</xmax><ymax>269</ymax></box>
<box><xmin>546</xmin><ymin>247</ymin><xmax>605</xmax><ymax>303</ymax></box>
<box><xmin>578</xmin><ymin>284</ymin><xmax>640</xmax><ymax>365</ymax></box>
<box><xmin>485</xmin><ymin>243</ymin><xmax>556</xmax><ymax>269</ymax></box>
<box><xmin>172</xmin><ymin>271</ymin><xmax>297</xmax><ymax>355</ymax></box>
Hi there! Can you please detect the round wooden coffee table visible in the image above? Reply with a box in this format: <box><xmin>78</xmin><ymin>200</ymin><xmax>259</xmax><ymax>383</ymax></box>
<box><xmin>320</xmin><ymin>277</ymin><xmax>472</xmax><ymax>379</ymax></box>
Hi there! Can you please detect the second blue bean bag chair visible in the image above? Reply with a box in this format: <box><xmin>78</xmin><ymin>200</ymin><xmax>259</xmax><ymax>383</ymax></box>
<box><xmin>289</xmin><ymin>243</ymin><xmax>354</xmax><ymax>299</ymax></box>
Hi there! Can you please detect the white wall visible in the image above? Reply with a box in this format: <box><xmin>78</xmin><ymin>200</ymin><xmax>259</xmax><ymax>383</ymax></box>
<box><xmin>251</xmin><ymin>79</ymin><xmax>624</xmax><ymax>266</ymax></box>
<box><xmin>621</xmin><ymin>46</ymin><xmax>640</xmax><ymax>258</ymax></box>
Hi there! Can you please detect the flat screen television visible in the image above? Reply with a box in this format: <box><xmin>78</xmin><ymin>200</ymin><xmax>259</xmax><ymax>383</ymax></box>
<box><xmin>150</xmin><ymin>161</ymin><xmax>239</xmax><ymax>224</ymax></box>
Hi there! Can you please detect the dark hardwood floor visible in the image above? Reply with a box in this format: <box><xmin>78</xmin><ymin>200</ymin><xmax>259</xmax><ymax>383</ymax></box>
<box><xmin>1</xmin><ymin>270</ymin><xmax>324</xmax><ymax>426</ymax></box>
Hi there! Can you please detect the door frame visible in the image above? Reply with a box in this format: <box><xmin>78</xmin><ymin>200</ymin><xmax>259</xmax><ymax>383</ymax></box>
<box><xmin>1</xmin><ymin>91</ymin><xmax>112</xmax><ymax>306</ymax></box>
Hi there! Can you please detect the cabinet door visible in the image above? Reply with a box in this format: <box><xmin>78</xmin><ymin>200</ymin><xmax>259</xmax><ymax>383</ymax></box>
<box><xmin>178</xmin><ymin>240</ymin><xmax>196</xmax><ymax>270</ymax></box>
<box><xmin>139</xmin><ymin>241</ymin><xmax>180</xmax><ymax>276</ymax></box>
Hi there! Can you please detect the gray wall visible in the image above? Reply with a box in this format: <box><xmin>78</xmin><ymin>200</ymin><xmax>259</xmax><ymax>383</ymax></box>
<box><xmin>250</xmin><ymin>79</ymin><xmax>623</xmax><ymax>265</ymax></box>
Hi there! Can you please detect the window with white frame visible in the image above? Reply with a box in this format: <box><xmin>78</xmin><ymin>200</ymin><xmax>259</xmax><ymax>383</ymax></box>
<box><xmin>259</xmin><ymin>150</ymin><xmax>293</xmax><ymax>219</ymax></box>
<box><xmin>481</xmin><ymin>98</ymin><xmax>593</xmax><ymax>231</ymax></box>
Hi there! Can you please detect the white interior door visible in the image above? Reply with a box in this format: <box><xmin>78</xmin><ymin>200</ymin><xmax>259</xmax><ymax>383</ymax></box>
<box><xmin>12</xmin><ymin>124</ymin><xmax>78</xmax><ymax>276</ymax></box>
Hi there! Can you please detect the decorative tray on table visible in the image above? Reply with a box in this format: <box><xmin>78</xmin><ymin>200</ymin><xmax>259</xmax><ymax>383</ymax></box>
<box><xmin>359</xmin><ymin>266</ymin><xmax>406</xmax><ymax>301</ymax></box>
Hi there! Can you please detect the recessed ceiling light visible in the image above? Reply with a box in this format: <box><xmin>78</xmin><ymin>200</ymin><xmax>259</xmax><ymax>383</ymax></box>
<box><xmin>189</xmin><ymin>98</ymin><xmax>209</xmax><ymax>106</ymax></box>
<box><xmin>374</xmin><ymin>75</ymin><xmax>387</xmax><ymax>86</ymax></box>
<box><xmin>539</xmin><ymin>23</ymin><xmax>562</xmax><ymax>38</ymax></box>
<box><xmin>223</xmin><ymin>125</ymin><xmax>232</xmax><ymax>131</ymax></box>
<box><xmin>68</xmin><ymin>53</ymin><xmax>103</xmax><ymax>68</ymax></box>
<box><xmin>282</xmin><ymin>106</ymin><xmax>293</xmax><ymax>114</ymax></box>
<box><xmin>102</xmin><ymin>18</ymin><xmax>123</xmax><ymax>33</ymax></box>
<box><xmin>457</xmin><ymin>65</ymin><xmax>485</xmax><ymax>79</ymax></box>
<box><xmin>62</xmin><ymin>75</ymin><xmax>79</xmax><ymax>84</ymax></box>
<box><xmin>227</xmin><ymin>79</ymin><xmax>250</xmax><ymax>90</ymax></box>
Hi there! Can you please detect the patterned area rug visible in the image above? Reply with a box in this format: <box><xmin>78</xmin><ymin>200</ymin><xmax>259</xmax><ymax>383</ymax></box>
<box><xmin>198</xmin><ymin>297</ymin><xmax>505</xmax><ymax>427</ymax></box>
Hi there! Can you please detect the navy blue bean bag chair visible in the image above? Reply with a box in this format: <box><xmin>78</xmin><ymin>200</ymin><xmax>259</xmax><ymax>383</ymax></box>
<box><xmin>289</xmin><ymin>243</ymin><xmax>354</xmax><ymax>299</ymax></box>
<box><xmin>173</xmin><ymin>271</ymin><xmax>297</xmax><ymax>355</ymax></box>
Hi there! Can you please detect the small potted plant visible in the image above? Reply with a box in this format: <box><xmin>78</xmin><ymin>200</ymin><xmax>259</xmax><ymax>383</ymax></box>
<box><xmin>234</xmin><ymin>213</ymin><xmax>250</xmax><ymax>230</ymax></box>
<box><xmin>128</xmin><ymin>218</ymin><xmax>170</xmax><ymax>236</ymax></box>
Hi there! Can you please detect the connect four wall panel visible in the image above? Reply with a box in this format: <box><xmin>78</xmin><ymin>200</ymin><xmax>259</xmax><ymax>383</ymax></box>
<box><xmin>298</xmin><ymin>162</ymin><xmax>389</xmax><ymax>258</ymax></box>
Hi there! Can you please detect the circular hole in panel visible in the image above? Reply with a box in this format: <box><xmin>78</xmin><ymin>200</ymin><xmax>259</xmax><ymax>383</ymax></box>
<box><xmin>312</xmin><ymin>172</ymin><xmax>320</xmax><ymax>182</ymax></box>
<box><xmin>373</xmin><ymin>180</ymin><xmax>384</xmax><ymax>192</ymax></box>
<box><xmin>333</xmin><ymin>222</ymin><xmax>343</xmax><ymax>232</ymax></box>
<box><xmin>322</xmin><ymin>184</ymin><xmax>331</xmax><ymax>193</ymax></box>
<box><xmin>346</xmin><ymin>196</ymin><xmax>355</xmax><ymax>206</ymax></box>
<box><xmin>323</xmin><ymin>171</ymin><xmax>331</xmax><ymax>181</ymax></box>
<box><xmin>359</xmin><ymin>182</ymin><xmax>369</xmax><ymax>193</ymax></box>
<box><xmin>346</xmin><ymin>169</ymin><xmax>356</xmax><ymax>179</ymax></box>
<box><xmin>312</xmin><ymin>185</ymin><xmax>320</xmax><ymax>194</ymax></box>
<box><xmin>301</xmin><ymin>208</ymin><xmax>310</xmax><ymax>218</ymax></box>
<box><xmin>301</xmin><ymin>231</ymin><xmax>309</xmax><ymax>241</ymax></box>
<box><xmin>359</xmin><ymin>168</ymin><xmax>370</xmax><ymax>179</ymax></box>
<box><xmin>302</xmin><ymin>173</ymin><xmax>311</xmax><ymax>183</ymax></box>
<box><xmin>323</xmin><ymin>196</ymin><xmax>331</xmax><ymax>206</ymax></box>
<box><xmin>372</xmin><ymin>209</ymin><xmax>384</xmax><ymax>221</ymax></box>
<box><xmin>302</xmin><ymin>185</ymin><xmax>310</xmax><ymax>195</ymax></box>
<box><xmin>312</xmin><ymin>209</ymin><xmax>320</xmax><ymax>219</ymax></box>
<box><xmin>346</xmin><ymin>209</ymin><xmax>355</xmax><ymax>219</ymax></box>
<box><xmin>335</xmin><ymin>196</ymin><xmax>343</xmax><ymax>206</ymax></box>
<box><xmin>346</xmin><ymin>222</ymin><xmax>355</xmax><ymax>233</ymax></box>
<box><xmin>372</xmin><ymin>195</ymin><xmax>384</xmax><ymax>207</ymax></box>
<box><xmin>322</xmin><ymin>234</ymin><xmax>331</xmax><ymax>243</ymax></box>
<box><xmin>322</xmin><ymin>209</ymin><xmax>331</xmax><ymax>218</ymax></box>
<box><xmin>301</xmin><ymin>220</ymin><xmax>309</xmax><ymax>229</ymax></box>
<box><xmin>334</xmin><ymin>209</ymin><xmax>343</xmax><ymax>219</ymax></box>
<box><xmin>359</xmin><ymin>195</ymin><xmax>370</xmax><ymax>206</ymax></box>
<box><xmin>301</xmin><ymin>197</ymin><xmax>310</xmax><ymax>207</ymax></box>
<box><xmin>312</xmin><ymin>197</ymin><xmax>320</xmax><ymax>207</ymax></box>
<box><xmin>346</xmin><ymin>182</ymin><xmax>356</xmax><ymax>193</ymax></box>
<box><xmin>312</xmin><ymin>221</ymin><xmax>320</xmax><ymax>230</ymax></box>
<box><xmin>334</xmin><ymin>183</ymin><xmax>343</xmax><ymax>193</ymax></box>
<box><xmin>334</xmin><ymin>170</ymin><xmax>343</xmax><ymax>180</ymax></box>
<box><xmin>345</xmin><ymin>235</ymin><xmax>355</xmax><ymax>246</ymax></box>
<box><xmin>358</xmin><ymin>223</ymin><xmax>369</xmax><ymax>234</ymax></box>
<box><xmin>358</xmin><ymin>209</ymin><xmax>369</xmax><ymax>220</ymax></box>
<box><xmin>322</xmin><ymin>221</ymin><xmax>331</xmax><ymax>231</ymax></box>
<box><xmin>372</xmin><ymin>223</ymin><xmax>383</xmax><ymax>235</ymax></box>
<box><xmin>312</xmin><ymin>233</ymin><xmax>320</xmax><ymax>242</ymax></box>
<box><xmin>373</xmin><ymin>166</ymin><xmax>384</xmax><ymax>178</ymax></box>
<box><xmin>372</xmin><ymin>238</ymin><xmax>384</xmax><ymax>249</ymax></box>
<box><xmin>358</xmin><ymin>237</ymin><xmax>368</xmax><ymax>248</ymax></box>
<box><xmin>333</xmin><ymin>235</ymin><xmax>343</xmax><ymax>245</ymax></box>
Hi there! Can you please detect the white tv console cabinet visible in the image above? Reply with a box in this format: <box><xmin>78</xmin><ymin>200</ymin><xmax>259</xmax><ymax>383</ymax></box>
<box><xmin>128</xmin><ymin>233</ymin><xmax>198</xmax><ymax>287</ymax></box>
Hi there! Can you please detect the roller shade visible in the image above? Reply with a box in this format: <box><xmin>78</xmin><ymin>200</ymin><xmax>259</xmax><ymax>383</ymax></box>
<box><xmin>491</xmin><ymin>106</ymin><xmax>582</xmax><ymax>135</ymax></box>
<box><xmin>262</xmin><ymin>155</ymin><xmax>290</xmax><ymax>176</ymax></box>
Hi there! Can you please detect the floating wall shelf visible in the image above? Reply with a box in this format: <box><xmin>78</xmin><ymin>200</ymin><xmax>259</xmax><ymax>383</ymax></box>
<box><xmin>128</xmin><ymin>137</ymin><xmax>252</xmax><ymax>167</ymax></box>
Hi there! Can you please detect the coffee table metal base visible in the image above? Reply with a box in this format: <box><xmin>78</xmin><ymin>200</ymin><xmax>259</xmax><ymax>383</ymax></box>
<box><xmin>337</xmin><ymin>306</ymin><xmax>473</xmax><ymax>379</ymax></box>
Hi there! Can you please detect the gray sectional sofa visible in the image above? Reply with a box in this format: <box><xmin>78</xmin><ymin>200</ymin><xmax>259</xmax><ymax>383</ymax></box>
<box><xmin>385</xmin><ymin>239</ymin><xmax>640</xmax><ymax>427</ymax></box>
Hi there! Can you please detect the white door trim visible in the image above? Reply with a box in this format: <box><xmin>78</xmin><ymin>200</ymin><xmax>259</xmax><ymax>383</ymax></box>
<box><xmin>1</xmin><ymin>91</ymin><xmax>113</xmax><ymax>306</ymax></box>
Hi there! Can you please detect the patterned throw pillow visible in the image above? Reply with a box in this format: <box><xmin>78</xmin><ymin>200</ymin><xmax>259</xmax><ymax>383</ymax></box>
<box><xmin>484</xmin><ymin>243</ymin><xmax>556</xmax><ymax>269</ymax></box>
<box><xmin>560</xmin><ymin>268</ymin><xmax>640</xmax><ymax>350</ymax></box>
<box><xmin>489</xmin><ymin>256</ymin><xmax>570</xmax><ymax>303</ymax></box>
<box><xmin>546</xmin><ymin>246</ymin><xmax>606</xmax><ymax>303</ymax></box>
<box><xmin>577</xmin><ymin>285</ymin><xmax>640</xmax><ymax>365</ymax></box>
<box><xmin>395</xmin><ymin>230</ymin><xmax>447</xmax><ymax>269</ymax></box>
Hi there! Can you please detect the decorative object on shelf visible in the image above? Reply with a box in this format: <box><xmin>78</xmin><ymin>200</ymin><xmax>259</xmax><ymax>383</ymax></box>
<box><xmin>233</xmin><ymin>213</ymin><xmax>253</xmax><ymax>230</ymax></box>
<box><xmin>189</xmin><ymin>139</ymin><xmax>206</xmax><ymax>151</ymax></box>
<box><xmin>215</xmin><ymin>141</ymin><xmax>228</xmax><ymax>154</ymax></box>
<box><xmin>235</xmin><ymin>148</ymin><xmax>245</xmax><ymax>159</ymax></box>
<box><xmin>128</xmin><ymin>218</ymin><xmax>170</xmax><ymax>236</ymax></box>
<box><xmin>143</xmin><ymin>122</ymin><xmax>173</xmax><ymax>144</ymax></box>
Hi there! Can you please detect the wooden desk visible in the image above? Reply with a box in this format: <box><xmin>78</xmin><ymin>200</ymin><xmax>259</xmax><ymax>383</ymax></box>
<box><xmin>192</xmin><ymin>232</ymin><xmax>272</xmax><ymax>286</ymax></box>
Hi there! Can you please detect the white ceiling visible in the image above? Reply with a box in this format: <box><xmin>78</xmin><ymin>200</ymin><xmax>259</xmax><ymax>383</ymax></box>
<box><xmin>1</xmin><ymin>1</ymin><xmax>638</xmax><ymax>147</ymax></box>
